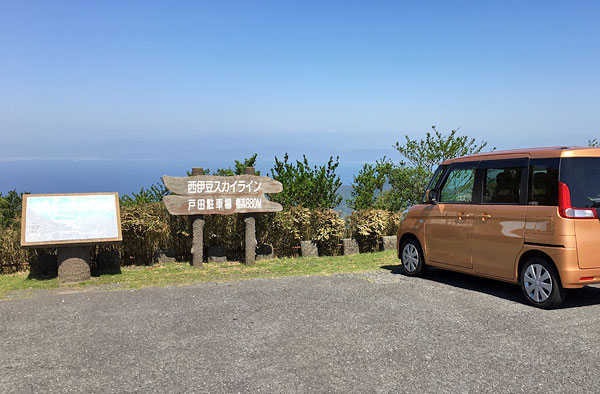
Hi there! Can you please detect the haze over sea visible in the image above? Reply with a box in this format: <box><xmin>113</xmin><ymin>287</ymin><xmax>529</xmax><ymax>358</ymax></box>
<box><xmin>1</xmin><ymin>1</ymin><xmax>598</xmax><ymax>196</ymax></box>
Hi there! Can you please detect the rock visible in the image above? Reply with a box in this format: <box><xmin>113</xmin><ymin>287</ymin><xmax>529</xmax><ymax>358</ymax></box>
<box><xmin>154</xmin><ymin>248</ymin><xmax>176</xmax><ymax>264</ymax></box>
<box><xmin>97</xmin><ymin>250</ymin><xmax>121</xmax><ymax>275</ymax></box>
<box><xmin>57</xmin><ymin>246</ymin><xmax>91</xmax><ymax>283</ymax></box>
<box><xmin>208</xmin><ymin>245</ymin><xmax>227</xmax><ymax>263</ymax></box>
<box><xmin>300</xmin><ymin>241</ymin><xmax>318</xmax><ymax>257</ymax></box>
<box><xmin>381</xmin><ymin>235</ymin><xmax>397</xmax><ymax>251</ymax></box>
<box><xmin>256</xmin><ymin>244</ymin><xmax>274</xmax><ymax>261</ymax></box>
<box><xmin>29</xmin><ymin>253</ymin><xmax>58</xmax><ymax>279</ymax></box>
<box><xmin>342</xmin><ymin>238</ymin><xmax>359</xmax><ymax>255</ymax></box>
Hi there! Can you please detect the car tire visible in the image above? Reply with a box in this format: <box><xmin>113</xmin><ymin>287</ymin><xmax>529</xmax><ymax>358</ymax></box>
<box><xmin>400</xmin><ymin>238</ymin><xmax>426</xmax><ymax>277</ymax></box>
<box><xmin>520</xmin><ymin>257</ymin><xmax>566</xmax><ymax>309</ymax></box>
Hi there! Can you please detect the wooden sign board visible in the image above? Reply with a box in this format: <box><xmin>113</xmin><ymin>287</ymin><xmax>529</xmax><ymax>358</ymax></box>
<box><xmin>162</xmin><ymin>175</ymin><xmax>283</xmax><ymax>215</ymax></box>
<box><xmin>162</xmin><ymin>175</ymin><xmax>283</xmax><ymax>196</ymax></box>
<box><xmin>21</xmin><ymin>193</ymin><xmax>123</xmax><ymax>248</ymax></box>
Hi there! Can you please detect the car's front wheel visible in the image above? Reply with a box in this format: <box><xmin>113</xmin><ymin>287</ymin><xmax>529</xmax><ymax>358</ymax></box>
<box><xmin>520</xmin><ymin>257</ymin><xmax>566</xmax><ymax>309</ymax></box>
<box><xmin>400</xmin><ymin>238</ymin><xmax>426</xmax><ymax>276</ymax></box>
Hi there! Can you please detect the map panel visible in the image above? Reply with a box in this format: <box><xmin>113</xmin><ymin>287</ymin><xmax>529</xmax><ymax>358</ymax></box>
<box><xmin>22</xmin><ymin>194</ymin><xmax>121</xmax><ymax>246</ymax></box>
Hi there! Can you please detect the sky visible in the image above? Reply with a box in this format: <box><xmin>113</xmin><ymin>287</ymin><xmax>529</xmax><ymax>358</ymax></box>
<box><xmin>1</xmin><ymin>0</ymin><xmax>599</xmax><ymax>194</ymax></box>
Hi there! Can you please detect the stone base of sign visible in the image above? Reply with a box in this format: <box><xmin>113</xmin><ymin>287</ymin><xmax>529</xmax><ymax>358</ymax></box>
<box><xmin>97</xmin><ymin>250</ymin><xmax>121</xmax><ymax>275</ymax></box>
<box><xmin>342</xmin><ymin>238</ymin><xmax>359</xmax><ymax>256</ymax></box>
<box><xmin>300</xmin><ymin>241</ymin><xmax>318</xmax><ymax>257</ymax></box>
<box><xmin>30</xmin><ymin>252</ymin><xmax>58</xmax><ymax>279</ymax></box>
<box><xmin>192</xmin><ymin>216</ymin><xmax>205</xmax><ymax>267</ymax></box>
<box><xmin>244</xmin><ymin>214</ymin><xmax>257</xmax><ymax>265</ymax></box>
<box><xmin>208</xmin><ymin>245</ymin><xmax>227</xmax><ymax>263</ymax></box>
<box><xmin>381</xmin><ymin>236</ymin><xmax>397</xmax><ymax>251</ymax></box>
<box><xmin>256</xmin><ymin>244</ymin><xmax>274</xmax><ymax>261</ymax></box>
<box><xmin>154</xmin><ymin>248</ymin><xmax>176</xmax><ymax>263</ymax></box>
<box><xmin>57</xmin><ymin>246</ymin><xmax>91</xmax><ymax>283</ymax></box>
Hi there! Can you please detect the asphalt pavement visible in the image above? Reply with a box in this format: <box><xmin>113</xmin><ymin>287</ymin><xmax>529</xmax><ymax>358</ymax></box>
<box><xmin>2</xmin><ymin>267</ymin><xmax>600</xmax><ymax>393</ymax></box>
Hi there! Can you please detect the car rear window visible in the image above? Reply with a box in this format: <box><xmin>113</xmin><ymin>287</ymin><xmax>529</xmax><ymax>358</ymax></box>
<box><xmin>560</xmin><ymin>157</ymin><xmax>600</xmax><ymax>208</ymax></box>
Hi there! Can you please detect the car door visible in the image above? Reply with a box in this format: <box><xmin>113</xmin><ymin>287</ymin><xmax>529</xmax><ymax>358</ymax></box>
<box><xmin>424</xmin><ymin>162</ymin><xmax>477</xmax><ymax>269</ymax></box>
<box><xmin>472</xmin><ymin>158</ymin><xmax>528</xmax><ymax>279</ymax></box>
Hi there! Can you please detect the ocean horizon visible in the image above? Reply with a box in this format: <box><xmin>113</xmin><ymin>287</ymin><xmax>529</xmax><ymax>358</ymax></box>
<box><xmin>0</xmin><ymin>158</ymin><xmax>362</xmax><ymax>200</ymax></box>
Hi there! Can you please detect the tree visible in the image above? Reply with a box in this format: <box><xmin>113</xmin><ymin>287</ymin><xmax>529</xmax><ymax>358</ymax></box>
<box><xmin>0</xmin><ymin>190</ymin><xmax>26</xmax><ymax>228</ymax></box>
<box><xmin>395</xmin><ymin>126</ymin><xmax>489</xmax><ymax>174</ymax></box>
<box><xmin>348</xmin><ymin>157</ymin><xmax>394</xmax><ymax>210</ymax></box>
<box><xmin>347</xmin><ymin>126</ymin><xmax>492</xmax><ymax>211</ymax></box>
<box><xmin>589</xmin><ymin>139</ymin><xmax>599</xmax><ymax>147</ymax></box>
<box><xmin>186</xmin><ymin>154</ymin><xmax>261</xmax><ymax>176</ymax></box>
<box><xmin>269</xmin><ymin>154</ymin><xmax>342</xmax><ymax>209</ymax></box>
<box><xmin>120</xmin><ymin>183</ymin><xmax>170</xmax><ymax>207</ymax></box>
<box><xmin>386</xmin><ymin>126</ymin><xmax>491</xmax><ymax>209</ymax></box>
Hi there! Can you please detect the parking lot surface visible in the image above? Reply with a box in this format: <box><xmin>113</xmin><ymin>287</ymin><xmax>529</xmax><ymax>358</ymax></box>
<box><xmin>2</xmin><ymin>267</ymin><xmax>600</xmax><ymax>393</ymax></box>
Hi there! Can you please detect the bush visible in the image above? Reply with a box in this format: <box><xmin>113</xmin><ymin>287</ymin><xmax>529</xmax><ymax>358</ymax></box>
<box><xmin>310</xmin><ymin>209</ymin><xmax>345</xmax><ymax>256</ymax></box>
<box><xmin>120</xmin><ymin>203</ymin><xmax>170</xmax><ymax>265</ymax></box>
<box><xmin>0</xmin><ymin>218</ymin><xmax>36</xmax><ymax>274</ymax></box>
<box><xmin>269</xmin><ymin>207</ymin><xmax>311</xmax><ymax>256</ymax></box>
<box><xmin>350</xmin><ymin>209</ymin><xmax>397</xmax><ymax>253</ymax></box>
<box><xmin>270</xmin><ymin>154</ymin><xmax>342</xmax><ymax>209</ymax></box>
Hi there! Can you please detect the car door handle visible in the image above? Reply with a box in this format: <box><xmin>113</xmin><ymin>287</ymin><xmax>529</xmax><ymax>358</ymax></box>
<box><xmin>457</xmin><ymin>212</ymin><xmax>470</xmax><ymax>221</ymax></box>
<box><xmin>479</xmin><ymin>214</ymin><xmax>492</xmax><ymax>221</ymax></box>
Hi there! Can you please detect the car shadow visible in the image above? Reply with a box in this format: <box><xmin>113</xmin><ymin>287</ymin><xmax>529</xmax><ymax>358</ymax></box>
<box><xmin>380</xmin><ymin>264</ymin><xmax>600</xmax><ymax>309</ymax></box>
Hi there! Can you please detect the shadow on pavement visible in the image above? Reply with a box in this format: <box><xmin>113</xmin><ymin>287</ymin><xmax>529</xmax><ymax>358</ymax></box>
<box><xmin>381</xmin><ymin>264</ymin><xmax>600</xmax><ymax>309</ymax></box>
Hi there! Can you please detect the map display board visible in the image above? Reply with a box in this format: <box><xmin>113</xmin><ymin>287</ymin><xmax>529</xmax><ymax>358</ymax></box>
<box><xmin>21</xmin><ymin>193</ymin><xmax>122</xmax><ymax>248</ymax></box>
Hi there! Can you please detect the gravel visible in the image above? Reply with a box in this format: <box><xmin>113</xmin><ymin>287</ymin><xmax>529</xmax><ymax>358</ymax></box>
<box><xmin>2</xmin><ymin>268</ymin><xmax>600</xmax><ymax>393</ymax></box>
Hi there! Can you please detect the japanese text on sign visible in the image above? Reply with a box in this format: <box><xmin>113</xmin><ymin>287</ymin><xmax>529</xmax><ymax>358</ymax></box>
<box><xmin>187</xmin><ymin>197</ymin><xmax>263</xmax><ymax>211</ymax></box>
<box><xmin>187</xmin><ymin>180</ymin><xmax>262</xmax><ymax>194</ymax></box>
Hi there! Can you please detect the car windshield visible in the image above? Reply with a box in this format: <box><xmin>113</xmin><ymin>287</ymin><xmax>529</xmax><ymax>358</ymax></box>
<box><xmin>560</xmin><ymin>157</ymin><xmax>600</xmax><ymax>208</ymax></box>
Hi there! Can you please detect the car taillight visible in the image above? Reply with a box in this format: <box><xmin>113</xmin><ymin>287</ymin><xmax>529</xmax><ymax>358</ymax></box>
<box><xmin>558</xmin><ymin>182</ymin><xmax>598</xmax><ymax>219</ymax></box>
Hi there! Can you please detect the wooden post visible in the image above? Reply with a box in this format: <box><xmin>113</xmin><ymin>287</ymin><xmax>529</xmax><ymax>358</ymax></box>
<box><xmin>191</xmin><ymin>167</ymin><xmax>205</xmax><ymax>267</ymax></box>
<box><xmin>244</xmin><ymin>167</ymin><xmax>257</xmax><ymax>265</ymax></box>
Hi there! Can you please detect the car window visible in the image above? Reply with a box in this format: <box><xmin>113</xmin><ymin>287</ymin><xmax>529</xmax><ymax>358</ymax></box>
<box><xmin>439</xmin><ymin>168</ymin><xmax>475</xmax><ymax>203</ymax></box>
<box><xmin>560</xmin><ymin>157</ymin><xmax>600</xmax><ymax>208</ymax></box>
<box><xmin>529</xmin><ymin>158</ymin><xmax>559</xmax><ymax>206</ymax></box>
<box><xmin>422</xmin><ymin>165</ymin><xmax>446</xmax><ymax>203</ymax></box>
<box><xmin>483</xmin><ymin>167</ymin><xmax>522</xmax><ymax>204</ymax></box>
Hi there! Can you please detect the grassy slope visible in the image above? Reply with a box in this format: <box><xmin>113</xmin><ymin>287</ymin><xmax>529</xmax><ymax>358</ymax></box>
<box><xmin>0</xmin><ymin>250</ymin><xmax>399</xmax><ymax>299</ymax></box>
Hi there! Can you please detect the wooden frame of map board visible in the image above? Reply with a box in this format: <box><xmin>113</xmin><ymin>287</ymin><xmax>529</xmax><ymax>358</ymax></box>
<box><xmin>20</xmin><ymin>193</ymin><xmax>123</xmax><ymax>248</ymax></box>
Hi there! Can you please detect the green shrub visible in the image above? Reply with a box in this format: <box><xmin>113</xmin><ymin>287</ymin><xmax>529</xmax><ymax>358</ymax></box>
<box><xmin>120</xmin><ymin>203</ymin><xmax>170</xmax><ymax>265</ymax></box>
<box><xmin>350</xmin><ymin>209</ymin><xmax>391</xmax><ymax>253</ymax></box>
<box><xmin>269</xmin><ymin>206</ymin><xmax>311</xmax><ymax>256</ymax></box>
<box><xmin>310</xmin><ymin>209</ymin><xmax>345</xmax><ymax>256</ymax></box>
<box><xmin>0</xmin><ymin>218</ymin><xmax>36</xmax><ymax>274</ymax></box>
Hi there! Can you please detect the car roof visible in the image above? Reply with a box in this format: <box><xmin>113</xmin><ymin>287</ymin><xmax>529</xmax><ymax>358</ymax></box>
<box><xmin>441</xmin><ymin>146</ymin><xmax>600</xmax><ymax>165</ymax></box>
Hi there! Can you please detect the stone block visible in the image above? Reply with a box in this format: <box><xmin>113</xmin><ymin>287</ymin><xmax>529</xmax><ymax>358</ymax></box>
<box><xmin>300</xmin><ymin>240</ymin><xmax>318</xmax><ymax>257</ymax></box>
<box><xmin>208</xmin><ymin>245</ymin><xmax>227</xmax><ymax>263</ymax></box>
<box><xmin>256</xmin><ymin>244</ymin><xmax>274</xmax><ymax>261</ymax></box>
<box><xmin>29</xmin><ymin>253</ymin><xmax>58</xmax><ymax>279</ymax></box>
<box><xmin>381</xmin><ymin>236</ymin><xmax>397</xmax><ymax>251</ymax></box>
<box><xmin>342</xmin><ymin>238</ymin><xmax>359</xmax><ymax>256</ymax></box>
<box><xmin>57</xmin><ymin>246</ymin><xmax>91</xmax><ymax>283</ymax></box>
<box><xmin>97</xmin><ymin>250</ymin><xmax>121</xmax><ymax>275</ymax></box>
<box><xmin>154</xmin><ymin>248</ymin><xmax>176</xmax><ymax>264</ymax></box>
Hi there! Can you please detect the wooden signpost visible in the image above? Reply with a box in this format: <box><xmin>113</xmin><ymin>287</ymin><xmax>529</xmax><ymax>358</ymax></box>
<box><xmin>162</xmin><ymin>167</ymin><xmax>282</xmax><ymax>266</ymax></box>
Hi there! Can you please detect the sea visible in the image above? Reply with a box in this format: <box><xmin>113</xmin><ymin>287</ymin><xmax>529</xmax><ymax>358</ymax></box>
<box><xmin>0</xmin><ymin>159</ymin><xmax>357</xmax><ymax>214</ymax></box>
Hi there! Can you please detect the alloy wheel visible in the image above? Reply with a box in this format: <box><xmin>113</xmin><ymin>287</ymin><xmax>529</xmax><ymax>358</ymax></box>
<box><xmin>523</xmin><ymin>263</ymin><xmax>553</xmax><ymax>303</ymax></box>
<box><xmin>402</xmin><ymin>243</ymin><xmax>419</xmax><ymax>273</ymax></box>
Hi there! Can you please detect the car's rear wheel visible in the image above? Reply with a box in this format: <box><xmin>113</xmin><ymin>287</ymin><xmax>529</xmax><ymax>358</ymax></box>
<box><xmin>520</xmin><ymin>257</ymin><xmax>566</xmax><ymax>309</ymax></box>
<box><xmin>400</xmin><ymin>238</ymin><xmax>426</xmax><ymax>276</ymax></box>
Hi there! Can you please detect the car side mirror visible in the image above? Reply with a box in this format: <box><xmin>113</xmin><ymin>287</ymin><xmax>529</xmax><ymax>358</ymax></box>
<box><xmin>426</xmin><ymin>189</ymin><xmax>437</xmax><ymax>205</ymax></box>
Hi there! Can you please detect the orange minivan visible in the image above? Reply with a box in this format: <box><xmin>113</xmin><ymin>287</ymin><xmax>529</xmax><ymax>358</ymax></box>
<box><xmin>397</xmin><ymin>147</ymin><xmax>600</xmax><ymax>309</ymax></box>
